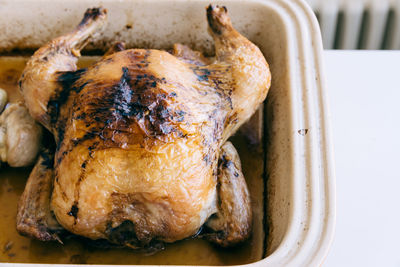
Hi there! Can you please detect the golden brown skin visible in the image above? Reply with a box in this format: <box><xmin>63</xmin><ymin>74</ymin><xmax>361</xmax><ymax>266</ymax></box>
<box><xmin>17</xmin><ymin>5</ymin><xmax>271</xmax><ymax>249</ymax></box>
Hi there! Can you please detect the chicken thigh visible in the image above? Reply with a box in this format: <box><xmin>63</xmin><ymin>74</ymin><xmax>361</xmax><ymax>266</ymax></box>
<box><xmin>17</xmin><ymin>5</ymin><xmax>271</xmax><ymax>249</ymax></box>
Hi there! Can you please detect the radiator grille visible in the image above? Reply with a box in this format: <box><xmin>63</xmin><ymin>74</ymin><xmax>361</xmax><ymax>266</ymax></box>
<box><xmin>306</xmin><ymin>0</ymin><xmax>400</xmax><ymax>49</ymax></box>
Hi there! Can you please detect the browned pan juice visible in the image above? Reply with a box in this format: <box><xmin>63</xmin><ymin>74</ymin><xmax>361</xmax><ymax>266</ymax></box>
<box><xmin>0</xmin><ymin>56</ymin><xmax>265</xmax><ymax>265</ymax></box>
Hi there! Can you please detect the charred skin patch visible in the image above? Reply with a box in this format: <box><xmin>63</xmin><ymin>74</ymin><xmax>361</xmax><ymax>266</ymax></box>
<box><xmin>68</xmin><ymin>202</ymin><xmax>79</xmax><ymax>218</ymax></box>
<box><xmin>70</xmin><ymin>65</ymin><xmax>185</xmax><ymax>145</ymax></box>
<box><xmin>220</xmin><ymin>154</ymin><xmax>234</xmax><ymax>169</ymax></box>
<box><xmin>105</xmin><ymin>220</ymin><xmax>138</xmax><ymax>245</ymax></box>
<box><xmin>47</xmin><ymin>68</ymin><xmax>89</xmax><ymax>155</ymax></box>
<box><xmin>70</xmin><ymin>156</ymin><xmax>90</xmax><ymax>224</ymax></box>
<box><xmin>78</xmin><ymin>7</ymin><xmax>107</xmax><ymax>27</ymax></box>
<box><xmin>192</xmin><ymin>67</ymin><xmax>211</xmax><ymax>82</ymax></box>
<box><xmin>55</xmin><ymin>55</ymin><xmax>192</xmax><ymax>166</ymax></box>
<box><xmin>206</xmin><ymin>5</ymin><xmax>229</xmax><ymax>35</ymax></box>
<box><xmin>218</xmin><ymin>152</ymin><xmax>240</xmax><ymax>178</ymax></box>
<box><xmin>49</xmin><ymin>68</ymin><xmax>88</xmax><ymax>131</ymax></box>
<box><xmin>207</xmin><ymin>5</ymin><xmax>222</xmax><ymax>35</ymax></box>
<box><xmin>40</xmin><ymin>150</ymin><xmax>54</xmax><ymax>169</ymax></box>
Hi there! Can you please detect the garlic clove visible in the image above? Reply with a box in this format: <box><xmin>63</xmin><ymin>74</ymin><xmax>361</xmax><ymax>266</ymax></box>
<box><xmin>0</xmin><ymin>88</ymin><xmax>7</xmax><ymax>113</ymax></box>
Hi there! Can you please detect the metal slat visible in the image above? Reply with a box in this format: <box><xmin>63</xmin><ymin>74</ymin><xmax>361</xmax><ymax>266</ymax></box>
<box><xmin>305</xmin><ymin>0</ymin><xmax>398</xmax><ymax>50</ymax></box>
<box><xmin>364</xmin><ymin>0</ymin><xmax>390</xmax><ymax>49</ymax></box>
<box><xmin>340</xmin><ymin>0</ymin><xmax>365</xmax><ymax>49</ymax></box>
<box><xmin>317</xmin><ymin>0</ymin><xmax>340</xmax><ymax>49</ymax></box>
<box><xmin>389</xmin><ymin>0</ymin><xmax>400</xmax><ymax>49</ymax></box>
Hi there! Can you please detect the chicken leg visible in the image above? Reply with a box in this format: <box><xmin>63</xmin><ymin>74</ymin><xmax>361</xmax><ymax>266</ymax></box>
<box><xmin>204</xmin><ymin>141</ymin><xmax>252</xmax><ymax>246</ymax></box>
<box><xmin>16</xmin><ymin>150</ymin><xmax>64</xmax><ymax>241</ymax></box>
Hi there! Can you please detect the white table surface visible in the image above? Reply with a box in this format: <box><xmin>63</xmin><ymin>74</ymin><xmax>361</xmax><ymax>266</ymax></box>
<box><xmin>323</xmin><ymin>50</ymin><xmax>400</xmax><ymax>267</ymax></box>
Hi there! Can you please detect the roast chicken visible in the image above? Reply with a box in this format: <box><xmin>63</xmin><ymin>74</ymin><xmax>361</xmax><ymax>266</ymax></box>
<box><xmin>16</xmin><ymin>5</ymin><xmax>271</xmax><ymax>250</ymax></box>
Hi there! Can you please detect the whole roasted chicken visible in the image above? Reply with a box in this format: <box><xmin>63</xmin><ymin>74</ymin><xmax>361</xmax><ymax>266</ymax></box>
<box><xmin>17</xmin><ymin>5</ymin><xmax>271</xmax><ymax>249</ymax></box>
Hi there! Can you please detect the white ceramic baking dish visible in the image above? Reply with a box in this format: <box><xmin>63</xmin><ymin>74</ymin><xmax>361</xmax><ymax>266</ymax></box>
<box><xmin>0</xmin><ymin>0</ymin><xmax>335</xmax><ymax>266</ymax></box>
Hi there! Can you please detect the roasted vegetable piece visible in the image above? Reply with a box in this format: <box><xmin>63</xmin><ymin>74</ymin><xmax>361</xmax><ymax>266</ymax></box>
<box><xmin>0</xmin><ymin>102</ymin><xmax>42</xmax><ymax>167</ymax></box>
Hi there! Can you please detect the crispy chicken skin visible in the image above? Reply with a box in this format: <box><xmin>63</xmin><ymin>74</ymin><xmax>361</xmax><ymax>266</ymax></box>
<box><xmin>17</xmin><ymin>5</ymin><xmax>271</xmax><ymax>249</ymax></box>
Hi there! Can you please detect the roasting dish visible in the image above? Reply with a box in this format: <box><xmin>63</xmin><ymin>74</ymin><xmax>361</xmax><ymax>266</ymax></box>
<box><xmin>0</xmin><ymin>0</ymin><xmax>335</xmax><ymax>266</ymax></box>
